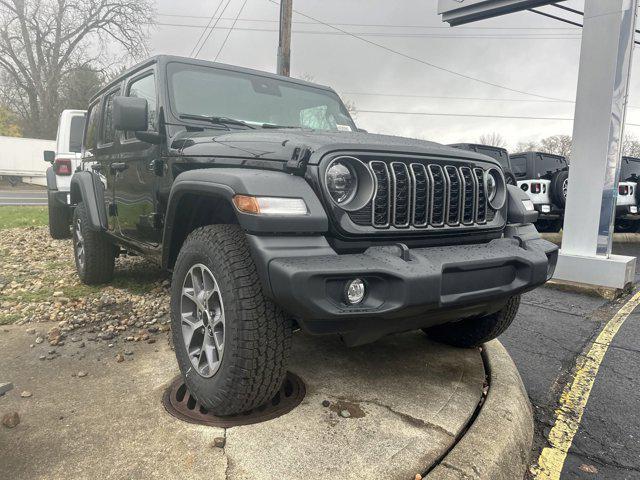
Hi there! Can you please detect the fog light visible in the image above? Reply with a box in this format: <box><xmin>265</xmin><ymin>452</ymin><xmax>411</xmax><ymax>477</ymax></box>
<box><xmin>631</xmin><ymin>206</ymin><xmax>638</xmax><ymax>214</ymax></box>
<box><xmin>345</xmin><ymin>279</ymin><xmax>365</xmax><ymax>305</ymax></box>
<box><xmin>541</xmin><ymin>205</ymin><xmax>551</xmax><ymax>213</ymax></box>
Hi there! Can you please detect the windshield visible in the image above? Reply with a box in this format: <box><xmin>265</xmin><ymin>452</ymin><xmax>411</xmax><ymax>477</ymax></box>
<box><xmin>620</xmin><ymin>157</ymin><xmax>640</xmax><ymax>180</ymax></box>
<box><xmin>533</xmin><ymin>154</ymin><xmax>567</xmax><ymax>178</ymax></box>
<box><xmin>167</xmin><ymin>62</ymin><xmax>356</xmax><ymax>131</ymax></box>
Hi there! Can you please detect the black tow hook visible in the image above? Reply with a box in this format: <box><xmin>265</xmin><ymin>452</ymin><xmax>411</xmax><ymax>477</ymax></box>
<box><xmin>393</xmin><ymin>243</ymin><xmax>412</xmax><ymax>262</ymax></box>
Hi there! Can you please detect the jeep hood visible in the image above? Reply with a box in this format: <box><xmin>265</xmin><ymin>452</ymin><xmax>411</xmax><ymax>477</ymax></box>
<box><xmin>172</xmin><ymin>129</ymin><xmax>498</xmax><ymax>166</ymax></box>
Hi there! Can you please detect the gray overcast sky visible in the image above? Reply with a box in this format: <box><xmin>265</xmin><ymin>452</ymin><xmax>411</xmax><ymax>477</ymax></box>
<box><xmin>147</xmin><ymin>0</ymin><xmax>640</xmax><ymax>149</ymax></box>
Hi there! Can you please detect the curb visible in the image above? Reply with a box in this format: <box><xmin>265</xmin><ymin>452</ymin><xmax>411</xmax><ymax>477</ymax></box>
<box><xmin>426</xmin><ymin>340</ymin><xmax>533</xmax><ymax>480</ymax></box>
<box><xmin>540</xmin><ymin>232</ymin><xmax>640</xmax><ymax>245</ymax></box>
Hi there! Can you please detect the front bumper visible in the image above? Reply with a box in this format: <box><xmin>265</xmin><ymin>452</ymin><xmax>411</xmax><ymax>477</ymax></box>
<box><xmin>249</xmin><ymin>231</ymin><xmax>558</xmax><ymax>344</ymax></box>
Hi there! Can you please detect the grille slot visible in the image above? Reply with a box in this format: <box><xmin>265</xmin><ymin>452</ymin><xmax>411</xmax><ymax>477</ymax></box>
<box><xmin>390</xmin><ymin>162</ymin><xmax>411</xmax><ymax>227</ymax></box>
<box><xmin>410</xmin><ymin>164</ymin><xmax>429</xmax><ymax>227</ymax></box>
<box><xmin>345</xmin><ymin>159</ymin><xmax>497</xmax><ymax>230</ymax></box>
<box><xmin>370</xmin><ymin>161</ymin><xmax>390</xmax><ymax>228</ymax></box>
<box><xmin>445</xmin><ymin>166</ymin><xmax>461</xmax><ymax>226</ymax></box>
<box><xmin>428</xmin><ymin>165</ymin><xmax>446</xmax><ymax>227</ymax></box>
<box><xmin>460</xmin><ymin>167</ymin><xmax>476</xmax><ymax>225</ymax></box>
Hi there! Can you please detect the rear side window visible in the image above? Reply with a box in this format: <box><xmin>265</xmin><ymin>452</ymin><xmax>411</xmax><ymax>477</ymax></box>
<box><xmin>84</xmin><ymin>103</ymin><xmax>100</xmax><ymax>151</ymax></box>
<box><xmin>126</xmin><ymin>73</ymin><xmax>157</xmax><ymax>138</ymax></box>
<box><xmin>511</xmin><ymin>156</ymin><xmax>527</xmax><ymax>178</ymax></box>
<box><xmin>102</xmin><ymin>91</ymin><xmax>118</xmax><ymax>144</ymax></box>
<box><xmin>69</xmin><ymin>115</ymin><xmax>85</xmax><ymax>153</ymax></box>
<box><xmin>534</xmin><ymin>154</ymin><xmax>567</xmax><ymax>177</ymax></box>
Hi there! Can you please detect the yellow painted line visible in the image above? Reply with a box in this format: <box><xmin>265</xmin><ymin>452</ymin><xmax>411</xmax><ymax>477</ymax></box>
<box><xmin>531</xmin><ymin>289</ymin><xmax>640</xmax><ymax>480</ymax></box>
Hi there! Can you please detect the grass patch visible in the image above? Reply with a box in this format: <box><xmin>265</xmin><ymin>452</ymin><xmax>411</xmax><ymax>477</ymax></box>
<box><xmin>0</xmin><ymin>206</ymin><xmax>48</xmax><ymax>229</ymax></box>
<box><xmin>0</xmin><ymin>313</ymin><xmax>21</xmax><ymax>325</ymax></box>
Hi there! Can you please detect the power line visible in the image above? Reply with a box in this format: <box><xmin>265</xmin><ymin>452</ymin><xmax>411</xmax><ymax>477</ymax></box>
<box><xmin>214</xmin><ymin>0</ymin><xmax>249</xmax><ymax>62</ymax></box>
<box><xmin>528</xmin><ymin>8</ymin><xmax>583</xmax><ymax>28</ymax></box>
<box><xmin>357</xmin><ymin>109</ymin><xmax>574</xmax><ymax>121</ymax></box>
<box><xmin>265</xmin><ymin>0</ymin><xmax>568</xmax><ymax>102</ymax></box>
<box><xmin>194</xmin><ymin>0</ymin><xmax>234</xmax><ymax>58</ymax></box>
<box><xmin>157</xmin><ymin>13</ymin><xmax>580</xmax><ymax>30</ymax></box>
<box><xmin>356</xmin><ymin>109</ymin><xmax>640</xmax><ymax>126</ymax></box>
<box><xmin>529</xmin><ymin>7</ymin><xmax>640</xmax><ymax>46</ymax></box>
<box><xmin>153</xmin><ymin>22</ymin><xmax>583</xmax><ymax>39</ymax></box>
<box><xmin>343</xmin><ymin>91</ymin><xmax>572</xmax><ymax>103</ymax></box>
<box><xmin>189</xmin><ymin>0</ymin><xmax>225</xmax><ymax>57</ymax></box>
<box><xmin>342</xmin><ymin>91</ymin><xmax>640</xmax><ymax>110</ymax></box>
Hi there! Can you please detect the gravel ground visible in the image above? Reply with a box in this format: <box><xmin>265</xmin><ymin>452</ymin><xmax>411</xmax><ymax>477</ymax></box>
<box><xmin>0</xmin><ymin>226</ymin><xmax>172</xmax><ymax>353</ymax></box>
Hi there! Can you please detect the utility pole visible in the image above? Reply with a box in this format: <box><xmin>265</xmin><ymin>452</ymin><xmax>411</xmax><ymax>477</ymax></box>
<box><xmin>277</xmin><ymin>0</ymin><xmax>292</xmax><ymax>76</ymax></box>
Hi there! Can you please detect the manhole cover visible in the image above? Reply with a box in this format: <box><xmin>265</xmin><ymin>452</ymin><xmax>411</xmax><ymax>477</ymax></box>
<box><xmin>162</xmin><ymin>372</ymin><xmax>306</xmax><ymax>427</ymax></box>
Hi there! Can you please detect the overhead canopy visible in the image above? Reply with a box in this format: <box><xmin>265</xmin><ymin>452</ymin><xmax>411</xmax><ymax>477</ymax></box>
<box><xmin>438</xmin><ymin>0</ymin><xmax>559</xmax><ymax>25</ymax></box>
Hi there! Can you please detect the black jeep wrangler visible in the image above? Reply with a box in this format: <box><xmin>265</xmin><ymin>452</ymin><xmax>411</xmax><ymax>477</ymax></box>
<box><xmin>70</xmin><ymin>55</ymin><xmax>558</xmax><ymax>415</ymax></box>
<box><xmin>510</xmin><ymin>151</ymin><xmax>569</xmax><ymax>232</ymax></box>
<box><xmin>448</xmin><ymin>143</ymin><xmax>517</xmax><ymax>185</ymax></box>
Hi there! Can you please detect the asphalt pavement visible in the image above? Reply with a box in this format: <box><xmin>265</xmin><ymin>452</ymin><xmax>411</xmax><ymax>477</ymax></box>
<box><xmin>0</xmin><ymin>188</ymin><xmax>47</xmax><ymax>206</ymax></box>
<box><xmin>501</xmin><ymin>242</ymin><xmax>640</xmax><ymax>479</ymax></box>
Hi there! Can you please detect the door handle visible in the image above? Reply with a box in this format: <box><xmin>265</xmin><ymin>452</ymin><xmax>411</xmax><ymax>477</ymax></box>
<box><xmin>110</xmin><ymin>162</ymin><xmax>128</xmax><ymax>172</ymax></box>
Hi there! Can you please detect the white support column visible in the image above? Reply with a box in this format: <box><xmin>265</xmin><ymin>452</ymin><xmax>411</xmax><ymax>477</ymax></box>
<box><xmin>554</xmin><ymin>0</ymin><xmax>638</xmax><ymax>289</ymax></box>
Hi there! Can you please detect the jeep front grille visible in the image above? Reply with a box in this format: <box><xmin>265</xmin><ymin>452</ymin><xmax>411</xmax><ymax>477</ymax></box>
<box><xmin>349</xmin><ymin>161</ymin><xmax>491</xmax><ymax>229</ymax></box>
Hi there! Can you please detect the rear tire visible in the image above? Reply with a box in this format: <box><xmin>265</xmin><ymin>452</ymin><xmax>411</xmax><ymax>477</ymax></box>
<box><xmin>423</xmin><ymin>296</ymin><xmax>520</xmax><ymax>348</ymax></box>
<box><xmin>615</xmin><ymin>219</ymin><xmax>640</xmax><ymax>233</ymax></box>
<box><xmin>48</xmin><ymin>195</ymin><xmax>71</xmax><ymax>239</ymax></box>
<box><xmin>171</xmin><ymin>224</ymin><xmax>292</xmax><ymax>416</ymax></box>
<box><xmin>551</xmin><ymin>171</ymin><xmax>569</xmax><ymax>208</ymax></box>
<box><xmin>72</xmin><ymin>202</ymin><xmax>115</xmax><ymax>284</ymax></box>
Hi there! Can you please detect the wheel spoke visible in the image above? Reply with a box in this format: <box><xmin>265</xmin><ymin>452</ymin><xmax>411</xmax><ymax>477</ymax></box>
<box><xmin>181</xmin><ymin>315</ymin><xmax>204</xmax><ymax>348</ymax></box>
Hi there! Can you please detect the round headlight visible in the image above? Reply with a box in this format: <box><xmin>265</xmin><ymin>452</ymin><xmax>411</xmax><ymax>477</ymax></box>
<box><xmin>326</xmin><ymin>161</ymin><xmax>358</xmax><ymax>205</ymax></box>
<box><xmin>486</xmin><ymin>171</ymin><xmax>497</xmax><ymax>202</ymax></box>
<box><xmin>485</xmin><ymin>168</ymin><xmax>506</xmax><ymax>210</ymax></box>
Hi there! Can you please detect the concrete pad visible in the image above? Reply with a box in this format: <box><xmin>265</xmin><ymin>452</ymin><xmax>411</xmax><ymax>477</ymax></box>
<box><xmin>0</xmin><ymin>323</ymin><xmax>485</xmax><ymax>480</ymax></box>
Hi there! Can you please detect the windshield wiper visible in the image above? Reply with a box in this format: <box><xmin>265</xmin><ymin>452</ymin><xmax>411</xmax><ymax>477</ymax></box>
<box><xmin>179</xmin><ymin>114</ymin><xmax>256</xmax><ymax>129</ymax></box>
<box><xmin>261</xmin><ymin>123</ymin><xmax>299</xmax><ymax>129</ymax></box>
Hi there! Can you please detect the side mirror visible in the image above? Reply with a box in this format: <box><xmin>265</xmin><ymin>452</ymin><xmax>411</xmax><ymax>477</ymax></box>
<box><xmin>43</xmin><ymin>150</ymin><xmax>55</xmax><ymax>163</ymax></box>
<box><xmin>357</xmin><ymin>128</ymin><xmax>368</xmax><ymax>133</ymax></box>
<box><xmin>113</xmin><ymin>96</ymin><xmax>148</xmax><ymax>132</ymax></box>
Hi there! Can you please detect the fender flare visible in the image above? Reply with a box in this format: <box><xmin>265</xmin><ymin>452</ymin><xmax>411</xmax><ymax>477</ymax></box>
<box><xmin>70</xmin><ymin>171</ymin><xmax>108</xmax><ymax>230</ymax></box>
<box><xmin>162</xmin><ymin>168</ymin><xmax>328</xmax><ymax>269</ymax></box>
<box><xmin>45</xmin><ymin>167</ymin><xmax>57</xmax><ymax>191</ymax></box>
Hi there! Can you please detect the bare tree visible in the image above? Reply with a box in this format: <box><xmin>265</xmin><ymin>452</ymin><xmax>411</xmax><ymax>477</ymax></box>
<box><xmin>0</xmin><ymin>105</ymin><xmax>20</xmax><ymax>136</ymax></box>
<box><xmin>539</xmin><ymin>135</ymin><xmax>572</xmax><ymax>157</ymax></box>
<box><xmin>623</xmin><ymin>134</ymin><xmax>640</xmax><ymax>158</ymax></box>
<box><xmin>0</xmin><ymin>0</ymin><xmax>153</xmax><ymax>139</ymax></box>
<box><xmin>514</xmin><ymin>140</ymin><xmax>540</xmax><ymax>153</ymax></box>
<box><xmin>478</xmin><ymin>132</ymin><xmax>506</xmax><ymax>148</ymax></box>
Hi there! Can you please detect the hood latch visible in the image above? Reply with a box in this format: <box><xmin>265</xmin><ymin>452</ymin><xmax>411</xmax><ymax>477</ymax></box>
<box><xmin>285</xmin><ymin>146</ymin><xmax>312</xmax><ymax>175</ymax></box>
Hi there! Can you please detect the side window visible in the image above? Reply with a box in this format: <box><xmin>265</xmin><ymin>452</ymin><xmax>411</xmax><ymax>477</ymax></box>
<box><xmin>84</xmin><ymin>103</ymin><xmax>100</xmax><ymax>151</ymax></box>
<box><xmin>102</xmin><ymin>90</ymin><xmax>118</xmax><ymax>144</ymax></box>
<box><xmin>69</xmin><ymin>115</ymin><xmax>85</xmax><ymax>153</ymax></box>
<box><xmin>127</xmin><ymin>73</ymin><xmax>157</xmax><ymax>138</ymax></box>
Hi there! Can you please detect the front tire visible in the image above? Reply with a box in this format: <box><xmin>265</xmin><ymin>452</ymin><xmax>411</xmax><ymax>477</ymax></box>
<box><xmin>423</xmin><ymin>296</ymin><xmax>520</xmax><ymax>348</ymax></box>
<box><xmin>48</xmin><ymin>195</ymin><xmax>71</xmax><ymax>239</ymax></box>
<box><xmin>72</xmin><ymin>202</ymin><xmax>115</xmax><ymax>284</ymax></box>
<box><xmin>171</xmin><ymin>224</ymin><xmax>292</xmax><ymax>416</ymax></box>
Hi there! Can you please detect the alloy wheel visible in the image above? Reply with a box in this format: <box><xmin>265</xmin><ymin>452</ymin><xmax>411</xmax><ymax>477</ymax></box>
<box><xmin>74</xmin><ymin>218</ymin><xmax>85</xmax><ymax>270</ymax></box>
<box><xmin>180</xmin><ymin>264</ymin><xmax>225</xmax><ymax>378</ymax></box>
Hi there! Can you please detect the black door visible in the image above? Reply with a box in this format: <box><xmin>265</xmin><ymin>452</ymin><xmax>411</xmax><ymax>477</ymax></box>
<box><xmin>114</xmin><ymin>70</ymin><xmax>162</xmax><ymax>246</ymax></box>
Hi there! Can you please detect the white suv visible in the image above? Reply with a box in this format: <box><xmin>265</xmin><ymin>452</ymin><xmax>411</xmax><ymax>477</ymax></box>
<box><xmin>510</xmin><ymin>151</ymin><xmax>569</xmax><ymax>232</ymax></box>
<box><xmin>44</xmin><ymin>109</ymin><xmax>86</xmax><ymax>238</ymax></box>
<box><xmin>616</xmin><ymin>156</ymin><xmax>640</xmax><ymax>232</ymax></box>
